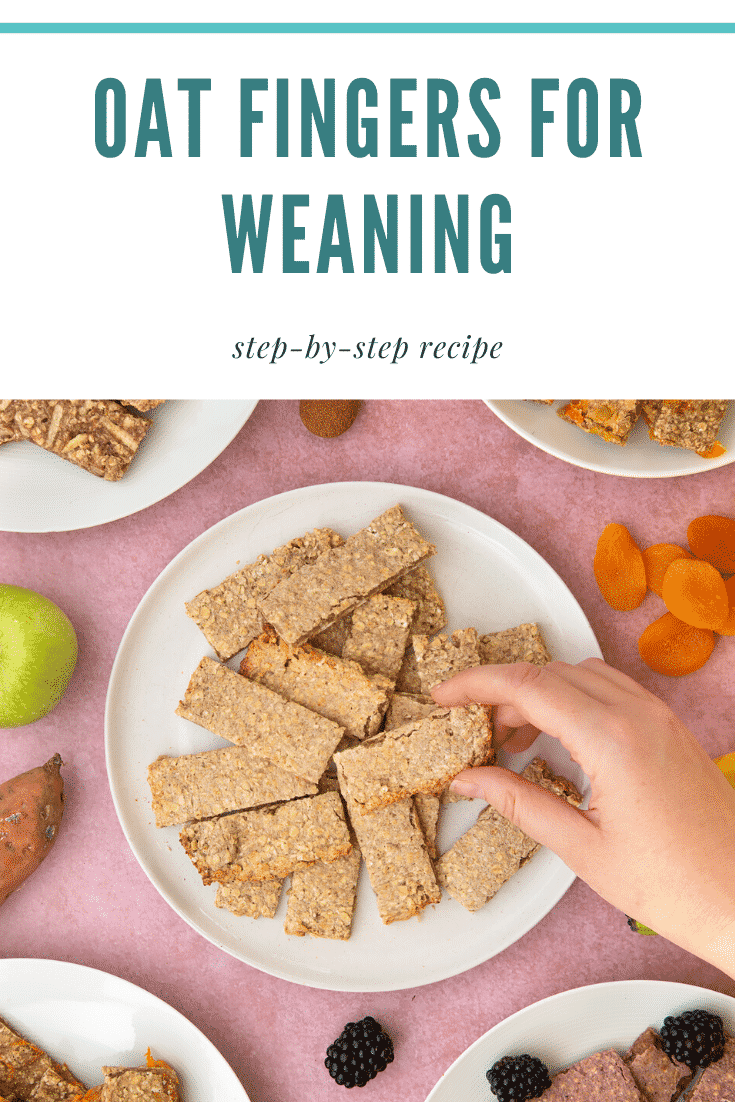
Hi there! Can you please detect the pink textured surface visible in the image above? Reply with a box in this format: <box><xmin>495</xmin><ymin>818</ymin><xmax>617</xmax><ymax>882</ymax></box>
<box><xmin>1</xmin><ymin>398</ymin><xmax>734</xmax><ymax>1102</ymax></box>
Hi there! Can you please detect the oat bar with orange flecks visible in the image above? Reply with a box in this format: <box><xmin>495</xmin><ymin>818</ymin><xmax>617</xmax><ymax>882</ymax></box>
<box><xmin>175</xmin><ymin>656</ymin><xmax>344</xmax><ymax>782</ymax></box>
<box><xmin>100</xmin><ymin>1061</ymin><xmax>181</xmax><ymax>1102</ymax></box>
<box><xmin>558</xmin><ymin>400</ymin><xmax>642</xmax><ymax>445</ymax></box>
<box><xmin>0</xmin><ymin>1015</ymin><xmax>87</xmax><ymax>1101</ymax></box>
<box><xmin>240</xmin><ymin>628</ymin><xmax>391</xmax><ymax>741</ymax></box>
<box><xmin>185</xmin><ymin>527</ymin><xmax>344</xmax><ymax>660</ymax></box>
<box><xmin>147</xmin><ymin>745</ymin><xmax>317</xmax><ymax>828</ymax></box>
<box><xmin>258</xmin><ymin>505</ymin><xmax>436</xmax><ymax>646</ymax></box>
<box><xmin>180</xmin><ymin>791</ymin><xmax>352</xmax><ymax>885</ymax></box>
<box><xmin>334</xmin><ymin>704</ymin><xmax>493</xmax><ymax>814</ymax></box>
<box><xmin>434</xmin><ymin>758</ymin><xmax>582</xmax><ymax>911</ymax></box>
<box><xmin>412</xmin><ymin>627</ymin><xmax>482</xmax><ymax>693</ymax></box>
<box><xmin>644</xmin><ymin>400</ymin><xmax>728</xmax><ymax>456</ymax></box>
<box><xmin>339</xmin><ymin>783</ymin><xmax>440</xmax><ymax>924</ymax></box>
<box><xmin>341</xmin><ymin>594</ymin><xmax>416</xmax><ymax>682</ymax></box>
<box><xmin>478</xmin><ymin>622</ymin><xmax>552</xmax><ymax>666</ymax></box>
<box><xmin>215</xmin><ymin>879</ymin><xmax>284</xmax><ymax>919</ymax></box>
<box><xmin>1</xmin><ymin>400</ymin><xmax>151</xmax><ymax>480</ymax></box>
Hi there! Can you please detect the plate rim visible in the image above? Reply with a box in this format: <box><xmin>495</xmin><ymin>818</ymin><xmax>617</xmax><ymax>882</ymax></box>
<box><xmin>0</xmin><ymin>956</ymin><xmax>250</xmax><ymax>1100</ymax></box>
<box><xmin>486</xmin><ymin>399</ymin><xmax>735</xmax><ymax>479</ymax></box>
<box><xmin>0</xmin><ymin>399</ymin><xmax>258</xmax><ymax>533</ymax></box>
<box><xmin>424</xmin><ymin>977</ymin><xmax>735</xmax><ymax>1101</ymax></box>
<box><xmin>105</xmin><ymin>480</ymin><xmax>603</xmax><ymax>992</ymax></box>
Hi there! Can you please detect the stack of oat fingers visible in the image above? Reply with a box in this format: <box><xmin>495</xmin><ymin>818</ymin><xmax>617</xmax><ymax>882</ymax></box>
<box><xmin>148</xmin><ymin>504</ymin><xmax>582</xmax><ymax>940</ymax></box>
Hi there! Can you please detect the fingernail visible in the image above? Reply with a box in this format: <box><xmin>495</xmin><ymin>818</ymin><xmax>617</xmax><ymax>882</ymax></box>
<box><xmin>449</xmin><ymin>779</ymin><xmax>483</xmax><ymax>799</ymax></box>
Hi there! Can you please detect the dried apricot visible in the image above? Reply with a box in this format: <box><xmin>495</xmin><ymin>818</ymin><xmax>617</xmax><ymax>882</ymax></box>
<box><xmin>716</xmin><ymin>575</ymin><xmax>735</xmax><ymax>636</ymax></box>
<box><xmin>687</xmin><ymin>514</ymin><xmax>735</xmax><ymax>574</ymax></box>
<box><xmin>593</xmin><ymin>523</ymin><xmax>647</xmax><ymax>611</ymax></box>
<box><xmin>638</xmin><ymin>612</ymin><xmax>715</xmax><ymax>676</ymax></box>
<box><xmin>641</xmin><ymin>543</ymin><xmax>694</xmax><ymax>597</ymax></box>
<box><xmin>661</xmin><ymin>558</ymin><xmax>729</xmax><ymax>630</ymax></box>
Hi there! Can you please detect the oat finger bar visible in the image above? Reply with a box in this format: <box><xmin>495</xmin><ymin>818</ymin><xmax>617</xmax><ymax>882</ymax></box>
<box><xmin>434</xmin><ymin>802</ymin><xmax>537</xmax><ymax>912</ymax></box>
<box><xmin>412</xmin><ymin>627</ymin><xmax>481</xmax><ymax>693</ymax></box>
<box><xmin>334</xmin><ymin>704</ymin><xmax>494</xmax><ymax>814</ymax></box>
<box><xmin>413</xmin><ymin>793</ymin><xmax>441</xmax><ymax>860</ymax></box>
<box><xmin>284</xmin><ymin>843</ymin><xmax>362</xmax><ymax>940</ymax></box>
<box><xmin>434</xmin><ymin>758</ymin><xmax>582</xmax><ymax>911</ymax></box>
<box><xmin>340</xmin><ymin>787</ymin><xmax>440</xmax><ymax>924</ymax></box>
<box><xmin>383</xmin><ymin>563</ymin><xmax>447</xmax><ymax>636</ymax></box>
<box><xmin>240</xmin><ymin>628</ymin><xmax>390</xmax><ymax>741</ymax></box>
<box><xmin>341</xmin><ymin>594</ymin><xmax>416</xmax><ymax>682</ymax></box>
<box><xmin>2</xmin><ymin>400</ymin><xmax>152</xmax><ymax>481</ymax></box>
<box><xmin>383</xmin><ymin>691</ymin><xmax>437</xmax><ymax>731</ymax></box>
<box><xmin>118</xmin><ymin>399</ymin><xmax>166</xmax><ymax>411</ymax></box>
<box><xmin>185</xmin><ymin>527</ymin><xmax>344</xmax><ymax>660</ymax></box>
<box><xmin>689</xmin><ymin>1034</ymin><xmax>735</xmax><ymax>1101</ymax></box>
<box><xmin>258</xmin><ymin>504</ymin><xmax>436</xmax><ymax>646</ymax></box>
<box><xmin>147</xmin><ymin>745</ymin><xmax>317</xmax><ymax>828</ymax></box>
<box><xmin>542</xmin><ymin>1050</ymin><xmax>644</xmax><ymax>1101</ymax></box>
<box><xmin>180</xmin><ymin>791</ymin><xmax>352</xmax><ymax>885</ymax></box>
<box><xmin>311</xmin><ymin>563</ymin><xmax>446</xmax><ymax>656</ymax></box>
<box><xmin>175</xmin><ymin>656</ymin><xmax>344</xmax><ymax>782</ymax></box>
<box><xmin>478</xmin><ymin>622</ymin><xmax>551</xmax><ymax>666</ymax></box>
<box><xmin>215</xmin><ymin>879</ymin><xmax>284</xmax><ymax>918</ymax></box>
<box><xmin>624</xmin><ymin>1027</ymin><xmax>693</xmax><ymax>1102</ymax></box>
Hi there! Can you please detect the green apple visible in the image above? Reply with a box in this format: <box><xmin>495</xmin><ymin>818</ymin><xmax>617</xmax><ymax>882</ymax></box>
<box><xmin>0</xmin><ymin>584</ymin><xmax>78</xmax><ymax>728</ymax></box>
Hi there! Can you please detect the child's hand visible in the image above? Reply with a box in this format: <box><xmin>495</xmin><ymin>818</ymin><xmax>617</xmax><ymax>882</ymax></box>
<box><xmin>432</xmin><ymin>658</ymin><xmax>735</xmax><ymax>978</ymax></box>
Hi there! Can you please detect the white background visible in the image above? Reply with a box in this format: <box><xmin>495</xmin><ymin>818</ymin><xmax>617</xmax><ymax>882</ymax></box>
<box><xmin>1</xmin><ymin>18</ymin><xmax>732</xmax><ymax>396</ymax></box>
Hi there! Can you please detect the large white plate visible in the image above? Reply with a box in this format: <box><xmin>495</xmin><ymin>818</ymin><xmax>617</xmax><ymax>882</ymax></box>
<box><xmin>105</xmin><ymin>482</ymin><xmax>602</xmax><ymax>992</ymax></box>
<box><xmin>487</xmin><ymin>400</ymin><xmax>734</xmax><ymax>479</ymax></box>
<box><xmin>426</xmin><ymin>979</ymin><xmax>735</xmax><ymax>1101</ymax></box>
<box><xmin>0</xmin><ymin>400</ymin><xmax>258</xmax><ymax>532</ymax></box>
<box><xmin>0</xmin><ymin>958</ymin><xmax>249</xmax><ymax>1100</ymax></box>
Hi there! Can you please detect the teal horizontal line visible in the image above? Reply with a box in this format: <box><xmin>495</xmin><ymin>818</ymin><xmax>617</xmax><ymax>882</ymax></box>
<box><xmin>1</xmin><ymin>22</ymin><xmax>734</xmax><ymax>33</ymax></box>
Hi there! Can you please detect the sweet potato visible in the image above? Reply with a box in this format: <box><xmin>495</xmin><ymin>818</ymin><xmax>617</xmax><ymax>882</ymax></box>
<box><xmin>0</xmin><ymin>753</ymin><xmax>64</xmax><ymax>906</ymax></box>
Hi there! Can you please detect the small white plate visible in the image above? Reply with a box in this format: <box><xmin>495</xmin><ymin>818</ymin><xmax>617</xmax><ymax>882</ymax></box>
<box><xmin>105</xmin><ymin>482</ymin><xmax>602</xmax><ymax>992</ymax></box>
<box><xmin>486</xmin><ymin>400</ymin><xmax>734</xmax><ymax>479</ymax></box>
<box><xmin>426</xmin><ymin>979</ymin><xmax>735</xmax><ymax>1102</ymax></box>
<box><xmin>0</xmin><ymin>958</ymin><xmax>250</xmax><ymax>1100</ymax></box>
<box><xmin>0</xmin><ymin>400</ymin><xmax>258</xmax><ymax>532</ymax></box>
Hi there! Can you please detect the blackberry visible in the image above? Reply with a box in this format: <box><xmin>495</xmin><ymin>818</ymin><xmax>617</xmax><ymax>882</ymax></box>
<box><xmin>325</xmin><ymin>1016</ymin><xmax>394</xmax><ymax>1088</ymax></box>
<box><xmin>660</xmin><ymin>1009</ymin><xmax>725</xmax><ymax>1070</ymax></box>
<box><xmin>486</xmin><ymin>1054</ymin><xmax>552</xmax><ymax>1102</ymax></box>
